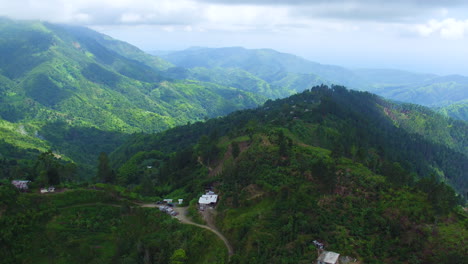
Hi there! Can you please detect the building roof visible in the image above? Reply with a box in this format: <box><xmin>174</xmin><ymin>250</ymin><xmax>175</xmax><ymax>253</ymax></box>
<box><xmin>317</xmin><ymin>251</ymin><xmax>340</xmax><ymax>264</ymax></box>
<box><xmin>198</xmin><ymin>194</ymin><xmax>218</xmax><ymax>204</ymax></box>
<box><xmin>11</xmin><ymin>180</ymin><xmax>30</xmax><ymax>189</ymax></box>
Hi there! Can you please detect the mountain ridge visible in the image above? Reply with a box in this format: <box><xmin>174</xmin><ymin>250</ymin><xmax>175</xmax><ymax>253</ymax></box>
<box><xmin>159</xmin><ymin>46</ymin><xmax>468</xmax><ymax>118</ymax></box>
<box><xmin>0</xmin><ymin>18</ymin><xmax>265</xmax><ymax>175</ymax></box>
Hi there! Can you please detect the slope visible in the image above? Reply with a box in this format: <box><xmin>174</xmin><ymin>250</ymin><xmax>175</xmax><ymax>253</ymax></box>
<box><xmin>0</xmin><ymin>18</ymin><xmax>265</xmax><ymax>174</ymax></box>
<box><xmin>438</xmin><ymin>100</ymin><xmax>468</xmax><ymax>121</ymax></box>
<box><xmin>111</xmin><ymin>85</ymin><xmax>467</xmax><ymax>263</ymax></box>
<box><xmin>160</xmin><ymin>47</ymin><xmax>468</xmax><ymax>112</ymax></box>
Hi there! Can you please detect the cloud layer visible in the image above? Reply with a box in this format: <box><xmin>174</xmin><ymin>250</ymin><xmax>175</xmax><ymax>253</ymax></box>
<box><xmin>2</xmin><ymin>0</ymin><xmax>467</xmax><ymax>26</ymax></box>
<box><xmin>414</xmin><ymin>18</ymin><xmax>468</xmax><ymax>39</ymax></box>
<box><xmin>1</xmin><ymin>0</ymin><xmax>468</xmax><ymax>75</ymax></box>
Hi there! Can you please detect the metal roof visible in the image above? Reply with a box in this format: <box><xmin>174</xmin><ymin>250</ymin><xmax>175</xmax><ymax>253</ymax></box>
<box><xmin>317</xmin><ymin>251</ymin><xmax>340</xmax><ymax>264</ymax></box>
<box><xmin>198</xmin><ymin>194</ymin><xmax>218</xmax><ymax>204</ymax></box>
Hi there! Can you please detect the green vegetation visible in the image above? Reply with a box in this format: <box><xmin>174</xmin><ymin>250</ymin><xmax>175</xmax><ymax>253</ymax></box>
<box><xmin>0</xmin><ymin>18</ymin><xmax>265</xmax><ymax>178</ymax></box>
<box><xmin>438</xmin><ymin>100</ymin><xmax>468</xmax><ymax>121</ymax></box>
<box><xmin>162</xmin><ymin>47</ymin><xmax>468</xmax><ymax>109</ymax></box>
<box><xmin>0</xmin><ymin>186</ymin><xmax>228</xmax><ymax>264</ymax></box>
<box><xmin>1</xmin><ymin>18</ymin><xmax>467</xmax><ymax>264</ymax></box>
<box><xmin>107</xmin><ymin>85</ymin><xmax>466</xmax><ymax>263</ymax></box>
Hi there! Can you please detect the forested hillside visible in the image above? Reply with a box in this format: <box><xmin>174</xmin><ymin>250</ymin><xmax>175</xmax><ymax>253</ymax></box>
<box><xmin>0</xmin><ymin>18</ymin><xmax>264</xmax><ymax>177</ymax></box>
<box><xmin>438</xmin><ymin>100</ymin><xmax>468</xmax><ymax>121</ymax></box>
<box><xmin>160</xmin><ymin>47</ymin><xmax>468</xmax><ymax>119</ymax></box>
<box><xmin>0</xmin><ymin>187</ymin><xmax>227</xmax><ymax>263</ymax></box>
<box><xmin>108</xmin><ymin>85</ymin><xmax>467</xmax><ymax>263</ymax></box>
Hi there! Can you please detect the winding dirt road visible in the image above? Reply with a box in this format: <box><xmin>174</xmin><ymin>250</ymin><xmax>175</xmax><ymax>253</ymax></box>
<box><xmin>140</xmin><ymin>204</ymin><xmax>234</xmax><ymax>256</ymax></box>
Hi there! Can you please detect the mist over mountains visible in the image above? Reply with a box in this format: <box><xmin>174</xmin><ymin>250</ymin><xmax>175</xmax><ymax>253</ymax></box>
<box><xmin>156</xmin><ymin>46</ymin><xmax>468</xmax><ymax>116</ymax></box>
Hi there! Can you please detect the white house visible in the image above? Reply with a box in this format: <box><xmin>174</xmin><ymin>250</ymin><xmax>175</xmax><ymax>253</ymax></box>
<box><xmin>317</xmin><ymin>251</ymin><xmax>340</xmax><ymax>264</ymax></box>
<box><xmin>198</xmin><ymin>193</ymin><xmax>218</xmax><ymax>205</ymax></box>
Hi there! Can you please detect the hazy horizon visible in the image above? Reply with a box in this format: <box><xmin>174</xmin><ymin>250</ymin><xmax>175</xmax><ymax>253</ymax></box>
<box><xmin>2</xmin><ymin>0</ymin><xmax>468</xmax><ymax>76</ymax></box>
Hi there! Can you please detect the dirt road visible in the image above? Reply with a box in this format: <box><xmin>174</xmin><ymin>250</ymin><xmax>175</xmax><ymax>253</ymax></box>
<box><xmin>174</xmin><ymin>207</ymin><xmax>234</xmax><ymax>256</ymax></box>
<box><xmin>141</xmin><ymin>204</ymin><xmax>234</xmax><ymax>256</ymax></box>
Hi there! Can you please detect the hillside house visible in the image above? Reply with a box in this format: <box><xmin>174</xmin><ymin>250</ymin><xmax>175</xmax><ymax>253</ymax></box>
<box><xmin>317</xmin><ymin>251</ymin><xmax>340</xmax><ymax>264</ymax></box>
<box><xmin>11</xmin><ymin>180</ymin><xmax>29</xmax><ymax>191</ymax></box>
<box><xmin>198</xmin><ymin>192</ymin><xmax>218</xmax><ymax>205</ymax></box>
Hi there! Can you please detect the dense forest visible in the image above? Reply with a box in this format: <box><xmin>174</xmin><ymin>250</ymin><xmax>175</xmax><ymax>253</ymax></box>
<box><xmin>1</xmin><ymin>85</ymin><xmax>467</xmax><ymax>263</ymax></box>
<box><xmin>111</xmin><ymin>86</ymin><xmax>468</xmax><ymax>195</ymax></box>
<box><xmin>107</xmin><ymin>86</ymin><xmax>467</xmax><ymax>263</ymax></box>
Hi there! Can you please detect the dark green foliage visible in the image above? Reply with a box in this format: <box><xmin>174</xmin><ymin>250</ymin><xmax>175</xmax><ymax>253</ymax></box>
<box><xmin>231</xmin><ymin>141</ymin><xmax>240</xmax><ymax>158</ymax></box>
<box><xmin>0</xmin><ymin>19</ymin><xmax>265</xmax><ymax>180</ymax></box>
<box><xmin>33</xmin><ymin>150</ymin><xmax>62</xmax><ymax>185</ymax></box>
<box><xmin>97</xmin><ymin>152</ymin><xmax>115</xmax><ymax>183</ymax></box>
<box><xmin>0</xmin><ymin>186</ymin><xmax>227</xmax><ymax>264</ymax></box>
<box><xmin>416</xmin><ymin>176</ymin><xmax>460</xmax><ymax>215</ymax></box>
<box><xmin>115</xmin><ymin>85</ymin><xmax>467</xmax><ymax>196</ymax></box>
<box><xmin>39</xmin><ymin>122</ymin><xmax>129</xmax><ymax>170</ymax></box>
<box><xmin>111</xmin><ymin>85</ymin><xmax>466</xmax><ymax>263</ymax></box>
<box><xmin>24</xmin><ymin>73</ymin><xmax>72</xmax><ymax>106</ymax></box>
<box><xmin>81</xmin><ymin>63</ymin><xmax>120</xmax><ymax>87</ymax></box>
<box><xmin>0</xmin><ymin>24</ymin><xmax>52</xmax><ymax>79</ymax></box>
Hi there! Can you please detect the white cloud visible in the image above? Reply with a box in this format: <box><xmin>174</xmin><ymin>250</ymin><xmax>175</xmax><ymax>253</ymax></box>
<box><xmin>2</xmin><ymin>0</ymin><xmax>466</xmax><ymax>28</ymax></box>
<box><xmin>414</xmin><ymin>18</ymin><xmax>468</xmax><ymax>39</ymax></box>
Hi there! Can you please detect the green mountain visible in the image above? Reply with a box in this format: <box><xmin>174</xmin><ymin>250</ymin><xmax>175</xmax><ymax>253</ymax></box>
<box><xmin>160</xmin><ymin>47</ymin><xmax>468</xmax><ymax>117</ymax></box>
<box><xmin>160</xmin><ymin>47</ymin><xmax>366</xmax><ymax>97</ymax></box>
<box><xmin>438</xmin><ymin>100</ymin><xmax>468</xmax><ymax>121</ymax></box>
<box><xmin>0</xmin><ymin>19</ymin><xmax>264</xmax><ymax>174</ymax></box>
<box><xmin>362</xmin><ymin>74</ymin><xmax>468</xmax><ymax>107</ymax></box>
<box><xmin>110</xmin><ymin>85</ymin><xmax>467</xmax><ymax>263</ymax></box>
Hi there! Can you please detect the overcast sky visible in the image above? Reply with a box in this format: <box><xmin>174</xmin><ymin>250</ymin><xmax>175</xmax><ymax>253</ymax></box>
<box><xmin>2</xmin><ymin>0</ymin><xmax>468</xmax><ymax>75</ymax></box>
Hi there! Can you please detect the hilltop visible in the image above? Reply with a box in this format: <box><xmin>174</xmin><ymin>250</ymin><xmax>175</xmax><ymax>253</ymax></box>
<box><xmin>109</xmin><ymin>85</ymin><xmax>467</xmax><ymax>263</ymax></box>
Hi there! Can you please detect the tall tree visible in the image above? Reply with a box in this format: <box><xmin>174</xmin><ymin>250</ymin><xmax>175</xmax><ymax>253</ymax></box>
<box><xmin>97</xmin><ymin>152</ymin><xmax>114</xmax><ymax>183</ymax></box>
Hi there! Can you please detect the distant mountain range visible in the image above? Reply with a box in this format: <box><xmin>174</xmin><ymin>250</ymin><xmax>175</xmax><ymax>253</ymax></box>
<box><xmin>155</xmin><ymin>47</ymin><xmax>468</xmax><ymax>120</ymax></box>
<box><xmin>0</xmin><ymin>18</ymin><xmax>263</xmax><ymax>171</ymax></box>
<box><xmin>0</xmin><ymin>17</ymin><xmax>466</xmax><ymax>176</ymax></box>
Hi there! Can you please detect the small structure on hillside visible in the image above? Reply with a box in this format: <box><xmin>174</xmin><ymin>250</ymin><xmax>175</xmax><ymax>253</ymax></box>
<box><xmin>11</xmin><ymin>180</ymin><xmax>30</xmax><ymax>191</ymax></box>
<box><xmin>178</xmin><ymin>199</ymin><xmax>183</xmax><ymax>205</ymax></box>
<box><xmin>317</xmin><ymin>251</ymin><xmax>340</xmax><ymax>264</ymax></box>
<box><xmin>313</xmin><ymin>240</ymin><xmax>324</xmax><ymax>249</ymax></box>
<box><xmin>198</xmin><ymin>191</ymin><xmax>218</xmax><ymax>206</ymax></box>
<box><xmin>40</xmin><ymin>186</ymin><xmax>55</xmax><ymax>194</ymax></box>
